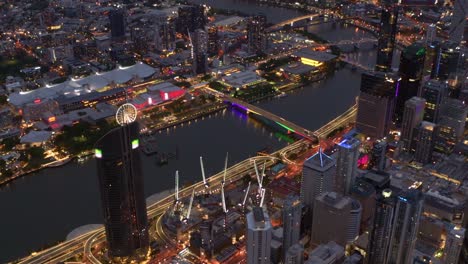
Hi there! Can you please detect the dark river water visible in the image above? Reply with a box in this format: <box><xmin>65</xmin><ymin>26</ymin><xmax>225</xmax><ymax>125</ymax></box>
<box><xmin>0</xmin><ymin>1</ymin><xmax>390</xmax><ymax>262</ymax></box>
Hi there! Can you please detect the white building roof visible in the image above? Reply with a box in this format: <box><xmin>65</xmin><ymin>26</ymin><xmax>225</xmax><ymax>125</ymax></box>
<box><xmin>8</xmin><ymin>62</ymin><xmax>156</xmax><ymax>107</ymax></box>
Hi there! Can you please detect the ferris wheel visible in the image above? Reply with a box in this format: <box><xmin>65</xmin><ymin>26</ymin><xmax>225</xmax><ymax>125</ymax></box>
<box><xmin>115</xmin><ymin>103</ymin><xmax>138</xmax><ymax>126</ymax></box>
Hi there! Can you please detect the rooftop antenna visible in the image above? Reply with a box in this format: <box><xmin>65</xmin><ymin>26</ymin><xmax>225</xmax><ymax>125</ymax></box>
<box><xmin>186</xmin><ymin>188</ymin><xmax>195</xmax><ymax>220</ymax></box>
<box><xmin>242</xmin><ymin>182</ymin><xmax>251</xmax><ymax>207</ymax></box>
<box><xmin>200</xmin><ymin>156</ymin><xmax>208</xmax><ymax>187</ymax></box>
<box><xmin>221</xmin><ymin>183</ymin><xmax>227</xmax><ymax>213</ymax></box>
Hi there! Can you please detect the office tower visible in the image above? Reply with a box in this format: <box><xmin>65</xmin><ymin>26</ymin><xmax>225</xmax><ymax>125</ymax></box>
<box><xmin>443</xmin><ymin>225</ymin><xmax>465</xmax><ymax>264</ymax></box>
<box><xmin>347</xmin><ymin>199</ymin><xmax>362</xmax><ymax>243</ymax></box>
<box><xmin>400</xmin><ymin>97</ymin><xmax>426</xmax><ymax>151</ymax></box>
<box><xmin>306</xmin><ymin>241</ymin><xmax>345</xmax><ymax>264</ymax></box>
<box><xmin>247</xmin><ymin>207</ymin><xmax>272</xmax><ymax>264</ymax></box>
<box><xmin>285</xmin><ymin>244</ymin><xmax>304</xmax><ymax>264</ymax></box>
<box><xmin>370</xmin><ymin>140</ymin><xmax>387</xmax><ymax>172</ymax></box>
<box><xmin>335</xmin><ymin>138</ymin><xmax>361</xmax><ymax>196</ymax></box>
<box><xmin>247</xmin><ymin>14</ymin><xmax>268</xmax><ymax>54</ymax></box>
<box><xmin>191</xmin><ymin>29</ymin><xmax>208</xmax><ymax>75</ymax></box>
<box><xmin>387</xmin><ymin>189</ymin><xmax>424</xmax><ymax>264</ymax></box>
<box><xmin>449</xmin><ymin>0</ymin><xmax>468</xmax><ymax>44</ymax></box>
<box><xmin>425</xmin><ymin>24</ymin><xmax>436</xmax><ymax>44</ymax></box>
<box><xmin>109</xmin><ymin>9</ymin><xmax>126</xmax><ymax>39</ymax></box>
<box><xmin>356</xmin><ymin>71</ymin><xmax>397</xmax><ymax>138</ymax></box>
<box><xmin>176</xmin><ymin>5</ymin><xmax>206</xmax><ymax>34</ymax></box>
<box><xmin>421</xmin><ymin>79</ymin><xmax>448</xmax><ymax>123</ymax></box>
<box><xmin>414</xmin><ymin>121</ymin><xmax>436</xmax><ymax>163</ymax></box>
<box><xmin>300</xmin><ymin>149</ymin><xmax>335</xmax><ymax>213</ymax></box>
<box><xmin>207</xmin><ymin>25</ymin><xmax>219</xmax><ymax>56</ymax></box>
<box><xmin>375</xmin><ymin>0</ymin><xmax>399</xmax><ymax>72</ymax></box>
<box><xmin>423</xmin><ymin>41</ymin><xmax>440</xmax><ymax>76</ymax></box>
<box><xmin>282</xmin><ymin>195</ymin><xmax>302</xmax><ymax>259</ymax></box>
<box><xmin>95</xmin><ymin>121</ymin><xmax>149</xmax><ymax>257</ymax></box>
<box><xmin>394</xmin><ymin>43</ymin><xmax>426</xmax><ymax>124</ymax></box>
<box><xmin>367</xmin><ymin>189</ymin><xmax>395</xmax><ymax>264</ymax></box>
<box><xmin>431</xmin><ymin>42</ymin><xmax>460</xmax><ymax>81</ymax></box>
<box><xmin>154</xmin><ymin>17</ymin><xmax>176</xmax><ymax>52</ymax></box>
<box><xmin>350</xmin><ymin>179</ymin><xmax>376</xmax><ymax>232</ymax></box>
<box><xmin>311</xmin><ymin>192</ymin><xmax>352</xmax><ymax>246</ymax></box>
<box><xmin>435</xmin><ymin>99</ymin><xmax>468</xmax><ymax>153</ymax></box>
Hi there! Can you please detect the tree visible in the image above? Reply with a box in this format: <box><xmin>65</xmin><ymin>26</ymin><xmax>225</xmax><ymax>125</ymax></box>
<box><xmin>0</xmin><ymin>95</ymin><xmax>7</xmax><ymax>105</ymax></box>
<box><xmin>1</xmin><ymin>137</ymin><xmax>19</xmax><ymax>151</ymax></box>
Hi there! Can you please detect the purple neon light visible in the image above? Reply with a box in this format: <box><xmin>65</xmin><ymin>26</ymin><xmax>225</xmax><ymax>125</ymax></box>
<box><xmin>394</xmin><ymin>80</ymin><xmax>400</xmax><ymax>98</ymax></box>
<box><xmin>230</xmin><ymin>102</ymin><xmax>249</xmax><ymax>112</ymax></box>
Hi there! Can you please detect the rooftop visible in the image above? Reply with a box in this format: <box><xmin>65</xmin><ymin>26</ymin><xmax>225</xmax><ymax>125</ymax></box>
<box><xmin>293</xmin><ymin>48</ymin><xmax>337</xmax><ymax>62</ymax></box>
<box><xmin>304</xmin><ymin>148</ymin><xmax>335</xmax><ymax>172</ymax></box>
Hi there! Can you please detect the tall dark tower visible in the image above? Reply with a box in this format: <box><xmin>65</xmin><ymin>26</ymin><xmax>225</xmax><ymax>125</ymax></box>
<box><xmin>109</xmin><ymin>9</ymin><xmax>126</xmax><ymax>39</ymax></box>
<box><xmin>95</xmin><ymin>104</ymin><xmax>149</xmax><ymax>258</ymax></box>
<box><xmin>394</xmin><ymin>43</ymin><xmax>426</xmax><ymax>124</ymax></box>
<box><xmin>247</xmin><ymin>14</ymin><xmax>267</xmax><ymax>54</ymax></box>
<box><xmin>375</xmin><ymin>0</ymin><xmax>399</xmax><ymax>72</ymax></box>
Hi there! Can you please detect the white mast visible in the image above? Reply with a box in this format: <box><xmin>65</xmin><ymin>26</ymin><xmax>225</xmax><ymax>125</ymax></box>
<box><xmin>259</xmin><ymin>188</ymin><xmax>266</xmax><ymax>207</ymax></box>
<box><xmin>242</xmin><ymin>182</ymin><xmax>251</xmax><ymax>206</ymax></box>
<box><xmin>186</xmin><ymin>188</ymin><xmax>195</xmax><ymax>220</ymax></box>
<box><xmin>175</xmin><ymin>170</ymin><xmax>179</xmax><ymax>202</ymax></box>
<box><xmin>200</xmin><ymin>156</ymin><xmax>207</xmax><ymax>187</ymax></box>
<box><xmin>261</xmin><ymin>161</ymin><xmax>266</xmax><ymax>186</ymax></box>
<box><xmin>223</xmin><ymin>152</ymin><xmax>229</xmax><ymax>185</ymax></box>
<box><xmin>221</xmin><ymin>184</ymin><xmax>227</xmax><ymax>213</ymax></box>
<box><xmin>253</xmin><ymin>160</ymin><xmax>262</xmax><ymax>189</ymax></box>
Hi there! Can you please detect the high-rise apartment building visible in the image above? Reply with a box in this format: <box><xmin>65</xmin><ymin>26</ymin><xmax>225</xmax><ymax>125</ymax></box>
<box><xmin>247</xmin><ymin>14</ymin><xmax>267</xmax><ymax>54</ymax></box>
<box><xmin>282</xmin><ymin>195</ymin><xmax>302</xmax><ymax>259</ymax></box>
<box><xmin>387</xmin><ymin>189</ymin><xmax>424</xmax><ymax>264</ymax></box>
<box><xmin>356</xmin><ymin>71</ymin><xmax>397</xmax><ymax>138</ymax></box>
<box><xmin>109</xmin><ymin>9</ymin><xmax>126</xmax><ymax>39</ymax></box>
<box><xmin>367</xmin><ymin>189</ymin><xmax>395</xmax><ymax>264</ymax></box>
<box><xmin>311</xmin><ymin>192</ymin><xmax>352</xmax><ymax>247</ymax></box>
<box><xmin>414</xmin><ymin>121</ymin><xmax>436</xmax><ymax>164</ymax></box>
<box><xmin>95</xmin><ymin>121</ymin><xmax>149</xmax><ymax>257</ymax></box>
<box><xmin>375</xmin><ymin>0</ymin><xmax>399</xmax><ymax>72</ymax></box>
<box><xmin>421</xmin><ymin>79</ymin><xmax>448</xmax><ymax>123</ymax></box>
<box><xmin>335</xmin><ymin>138</ymin><xmax>361</xmax><ymax>196</ymax></box>
<box><xmin>246</xmin><ymin>207</ymin><xmax>272</xmax><ymax>264</ymax></box>
<box><xmin>394</xmin><ymin>43</ymin><xmax>426</xmax><ymax>124</ymax></box>
<box><xmin>400</xmin><ymin>96</ymin><xmax>425</xmax><ymax>151</ymax></box>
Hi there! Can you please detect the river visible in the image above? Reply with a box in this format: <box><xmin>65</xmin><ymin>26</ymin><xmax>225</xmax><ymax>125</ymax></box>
<box><xmin>0</xmin><ymin>1</ymin><xmax>386</xmax><ymax>262</ymax></box>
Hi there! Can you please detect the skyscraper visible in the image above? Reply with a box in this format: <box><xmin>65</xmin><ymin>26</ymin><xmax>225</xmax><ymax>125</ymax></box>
<box><xmin>400</xmin><ymin>97</ymin><xmax>425</xmax><ymax>151</ymax></box>
<box><xmin>347</xmin><ymin>199</ymin><xmax>362</xmax><ymax>243</ymax></box>
<box><xmin>421</xmin><ymin>79</ymin><xmax>448</xmax><ymax>123</ymax></box>
<box><xmin>414</xmin><ymin>121</ymin><xmax>436</xmax><ymax>164</ymax></box>
<box><xmin>300</xmin><ymin>149</ymin><xmax>336</xmax><ymax>213</ymax></box>
<box><xmin>387</xmin><ymin>188</ymin><xmax>424</xmax><ymax>264</ymax></box>
<box><xmin>375</xmin><ymin>0</ymin><xmax>399</xmax><ymax>72</ymax></box>
<box><xmin>425</xmin><ymin>24</ymin><xmax>436</xmax><ymax>44</ymax></box>
<box><xmin>311</xmin><ymin>192</ymin><xmax>352</xmax><ymax>247</ymax></box>
<box><xmin>95</xmin><ymin>120</ymin><xmax>149</xmax><ymax>257</ymax></box>
<box><xmin>335</xmin><ymin>138</ymin><xmax>360</xmax><ymax>196</ymax></box>
<box><xmin>191</xmin><ymin>29</ymin><xmax>208</xmax><ymax>75</ymax></box>
<box><xmin>394</xmin><ymin>43</ymin><xmax>426</xmax><ymax>124</ymax></box>
<box><xmin>306</xmin><ymin>241</ymin><xmax>345</xmax><ymax>264</ymax></box>
<box><xmin>282</xmin><ymin>195</ymin><xmax>302</xmax><ymax>259</ymax></box>
<box><xmin>207</xmin><ymin>25</ymin><xmax>219</xmax><ymax>56</ymax></box>
<box><xmin>246</xmin><ymin>207</ymin><xmax>272</xmax><ymax>264</ymax></box>
<box><xmin>176</xmin><ymin>5</ymin><xmax>206</xmax><ymax>34</ymax></box>
<box><xmin>153</xmin><ymin>15</ymin><xmax>176</xmax><ymax>53</ymax></box>
<box><xmin>109</xmin><ymin>9</ymin><xmax>126</xmax><ymax>40</ymax></box>
<box><xmin>431</xmin><ymin>42</ymin><xmax>460</xmax><ymax>81</ymax></box>
<box><xmin>284</xmin><ymin>244</ymin><xmax>304</xmax><ymax>264</ymax></box>
<box><xmin>367</xmin><ymin>189</ymin><xmax>395</xmax><ymax>264</ymax></box>
<box><xmin>434</xmin><ymin>98</ymin><xmax>468</xmax><ymax>153</ymax></box>
<box><xmin>449</xmin><ymin>0</ymin><xmax>467</xmax><ymax>44</ymax></box>
<box><xmin>370</xmin><ymin>140</ymin><xmax>388</xmax><ymax>172</ymax></box>
<box><xmin>247</xmin><ymin>14</ymin><xmax>267</xmax><ymax>54</ymax></box>
<box><xmin>356</xmin><ymin>71</ymin><xmax>397</xmax><ymax>138</ymax></box>
<box><xmin>443</xmin><ymin>225</ymin><xmax>465</xmax><ymax>264</ymax></box>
